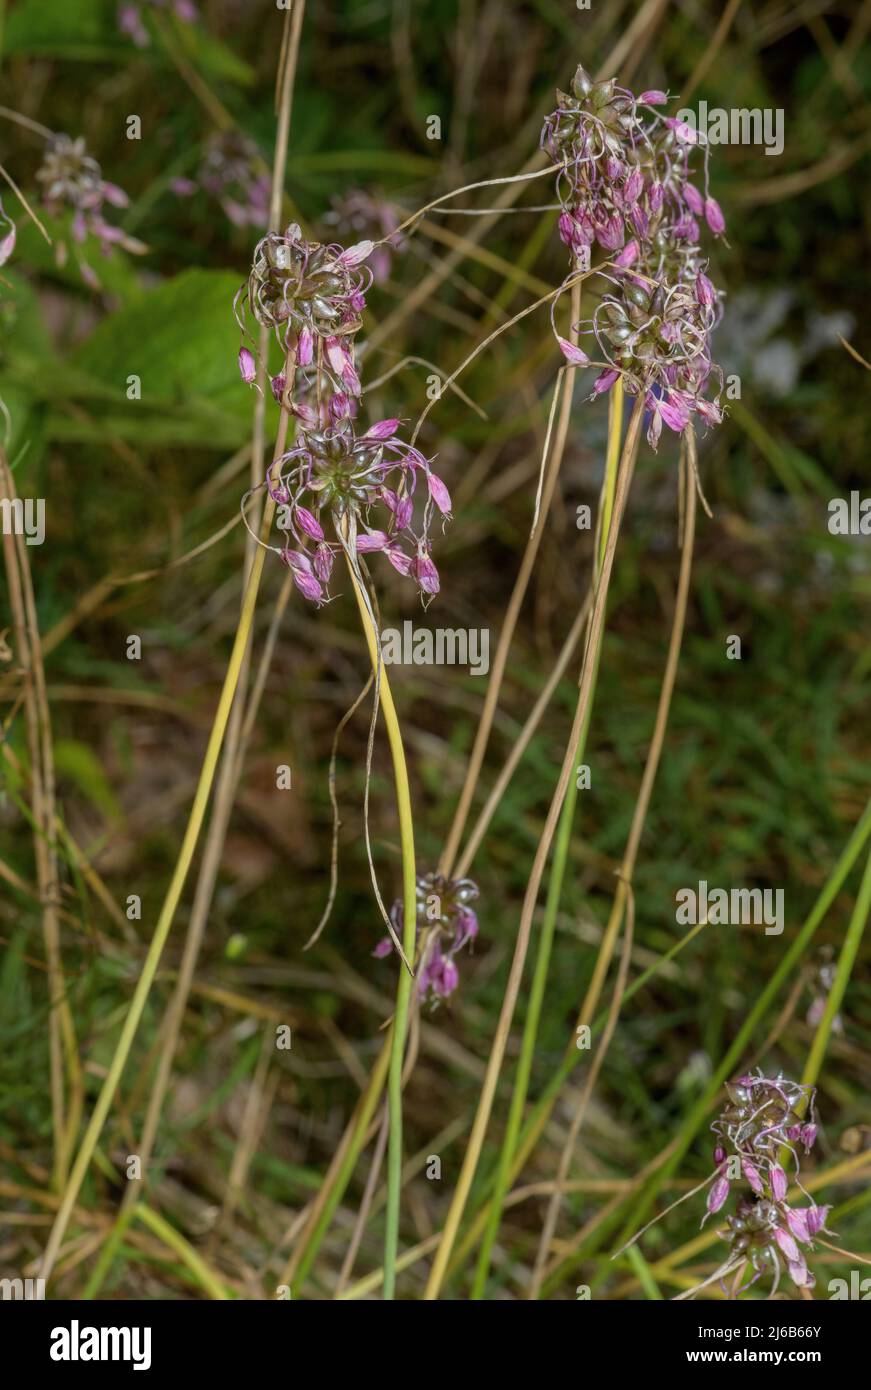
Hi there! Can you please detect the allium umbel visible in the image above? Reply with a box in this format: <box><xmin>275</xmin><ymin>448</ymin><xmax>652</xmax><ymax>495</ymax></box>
<box><xmin>235</xmin><ymin>222</ymin><xmax>371</xmax><ymax>394</ymax></box>
<box><xmin>237</xmin><ymin>225</ymin><xmax>450</xmax><ymax>606</ymax></box>
<box><xmin>543</xmin><ymin>66</ymin><xmax>726</xmax><ymax>449</ymax></box>
<box><xmin>705</xmin><ymin>1071</ymin><xmax>830</xmax><ymax>1294</ymax></box>
<box><xmin>374</xmin><ymin>873</ymin><xmax>479</xmax><ymax>1006</ymax></box>
<box><xmin>36</xmin><ymin>133</ymin><xmax>143</xmax><ymax>285</ymax></box>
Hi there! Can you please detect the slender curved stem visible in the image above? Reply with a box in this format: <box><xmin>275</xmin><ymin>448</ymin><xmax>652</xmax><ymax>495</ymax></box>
<box><xmin>342</xmin><ymin>541</ymin><xmax>417</xmax><ymax>1301</ymax></box>
<box><xmin>471</xmin><ymin>377</ymin><xmax>625</xmax><ymax>1296</ymax></box>
<box><xmin>424</xmin><ymin>396</ymin><xmax>645</xmax><ymax>1300</ymax></box>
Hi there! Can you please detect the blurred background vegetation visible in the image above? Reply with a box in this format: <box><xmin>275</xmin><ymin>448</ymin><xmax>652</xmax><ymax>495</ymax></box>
<box><xmin>0</xmin><ymin>0</ymin><xmax>869</xmax><ymax>1298</ymax></box>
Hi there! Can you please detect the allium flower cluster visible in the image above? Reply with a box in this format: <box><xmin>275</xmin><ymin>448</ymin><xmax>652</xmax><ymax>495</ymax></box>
<box><xmin>237</xmin><ymin>223</ymin><xmax>451</xmax><ymax>605</ymax></box>
<box><xmin>543</xmin><ymin>65</ymin><xmax>726</xmax><ymax>449</ymax></box>
<box><xmin>118</xmin><ymin>0</ymin><xmax>197</xmax><ymax>48</ymax></box>
<box><xmin>173</xmin><ymin>131</ymin><xmax>270</xmax><ymax>229</ymax></box>
<box><xmin>36</xmin><ymin>134</ymin><xmax>141</xmax><ymax>285</ymax></box>
<box><xmin>705</xmin><ymin>1071</ymin><xmax>830</xmax><ymax>1293</ymax></box>
<box><xmin>236</xmin><ymin>222</ymin><xmax>371</xmax><ymax>398</ymax></box>
<box><xmin>374</xmin><ymin>873</ymin><xmax>479</xmax><ymax>1006</ymax></box>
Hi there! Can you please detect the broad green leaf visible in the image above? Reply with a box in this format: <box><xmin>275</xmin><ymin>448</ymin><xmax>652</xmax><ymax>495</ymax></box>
<box><xmin>69</xmin><ymin>267</ymin><xmax>251</xmax><ymax>447</ymax></box>
<box><xmin>53</xmin><ymin>739</ymin><xmax>123</xmax><ymax>824</ymax></box>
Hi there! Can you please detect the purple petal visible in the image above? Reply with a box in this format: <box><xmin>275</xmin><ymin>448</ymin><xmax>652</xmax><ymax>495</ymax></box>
<box><xmin>707</xmin><ymin>1176</ymin><xmax>730</xmax><ymax>1215</ymax></box>
<box><xmin>593</xmin><ymin>368</ymin><xmax>619</xmax><ymax>395</ymax></box>
<box><xmin>339</xmin><ymin>239</ymin><xmax>374</xmax><ymax>266</ymax></box>
<box><xmin>775</xmin><ymin>1226</ymin><xmax>800</xmax><ymax>1263</ymax></box>
<box><xmin>364</xmin><ymin>418</ymin><xmax>400</xmax><ymax>441</ymax></box>
<box><xmin>413</xmin><ymin>552</ymin><xmax>440</xmax><ymax>595</ymax></box>
<box><xmin>614</xmin><ymin>239</ymin><xmax>639</xmax><ymax>268</ymax></box>
<box><xmin>639</xmin><ymin>89</ymin><xmax>668</xmax><ymax>105</ymax></box>
<box><xmin>0</xmin><ymin>225</ymin><xmax>15</xmax><ymax>267</ymax></box>
<box><xmin>238</xmin><ymin>346</ymin><xmax>256</xmax><ymax>384</ymax></box>
<box><xmin>372</xmin><ymin>936</ymin><xmax>393</xmax><ymax>958</ymax></box>
<box><xmin>558</xmin><ymin>337</ymin><xmax>590</xmax><ymax>366</ymax></box>
<box><xmin>295</xmin><ymin>506</ymin><xmax>324</xmax><ymax>542</ymax></box>
<box><xmin>297</xmin><ymin>325</ymin><xmax>314</xmax><ymax>367</ymax></box>
<box><xmin>770</xmin><ymin>1165</ymin><xmax>788</xmax><ymax>1202</ymax></box>
<box><xmin>742</xmin><ymin>1160</ymin><xmax>764</xmax><ymax>1195</ymax></box>
<box><xmin>786</xmin><ymin>1208</ymin><xmax>811</xmax><ymax>1244</ymax></box>
<box><xmin>356</xmin><ymin>530</ymin><xmax>389</xmax><ymax>553</ymax></box>
<box><xmin>312</xmin><ymin>544</ymin><xmax>334</xmax><ymax>583</ymax></box>
<box><xmin>704</xmin><ymin>196</ymin><xmax>726</xmax><ymax>235</ymax></box>
<box><xmin>427</xmin><ymin>472</ymin><xmax>452</xmax><ymax>515</ymax></box>
<box><xmin>385</xmin><ymin>546</ymin><xmax>413</xmax><ymax>577</ymax></box>
<box><xmin>683</xmin><ymin>183</ymin><xmax>704</xmax><ymax>216</ymax></box>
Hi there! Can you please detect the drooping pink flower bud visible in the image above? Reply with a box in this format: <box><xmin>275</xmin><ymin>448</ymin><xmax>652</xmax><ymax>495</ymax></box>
<box><xmin>648</xmin><ymin>181</ymin><xmax>664</xmax><ymax>212</ymax></box>
<box><xmin>665</xmin><ymin>116</ymin><xmax>699</xmax><ymax>144</ymax></box>
<box><xmin>364</xmin><ymin>418</ymin><xmax>401</xmax><ymax>441</ymax></box>
<box><xmin>614</xmin><ymin>239</ymin><xmax>639</xmax><ymax>268</ymax></box>
<box><xmin>623</xmin><ymin>169</ymin><xmax>643</xmax><ymax>205</ymax></box>
<box><xmin>270</xmin><ymin>372</ymin><xmax>287</xmax><ymax>404</ymax></box>
<box><xmin>339</xmin><ymin>239</ymin><xmax>374</xmax><ymax>266</ymax></box>
<box><xmin>295</xmin><ymin>506</ymin><xmax>324</xmax><ymax>542</ymax></box>
<box><xmin>695</xmin><ymin>271</ymin><xmax>716</xmax><ymax>307</ymax></box>
<box><xmin>427</xmin><ymin>473</ymin><xmax>452</xmax><ymax>515</ymax></box>
<box><xmin>372</xmin><ymin>936</ymin><xmax>393</xmax><ymax>958</ymax></box>
<box><xmin>800</xmin><ymin>1123</ymin><xmax>818</xmax><ymax>1151</ymax></box>
<box><xmin>0</xmin><ymin>221</ymin><xmax>16</xmax><ymax>267</ymax></box>
<box><xmin>630</xmin><ymin>204</ymin><xmax>649</xmax><ymax>239</ymax></box>
<box><xmin>704</xmin><ymin>196</ymin><xmax>726</xmax><ymax>235</ymax></box>
<box><xmin>282</xmin><ymin>550</ymin><xmax>323</xmax><ymax>604</ymax></box>
<box><xmin>238</xmin><ymin>346</ymin><xmax>256</xmax><ymax>383</ymax></box>
<box><xmin>787</xmin><ymin>1257</ymin><xmax>814</xmax><ymax>1289</ymax></box>
<box><xmin>775</xmin><ymin>1226</ymin><xmax>800</xmax><ymax>1263</ymax></box>
<box><xmin>770</xmin><ymin>1165</ymin><xmax>788</xmax><ymax>1201</ymax></box>
<box><xmin>605</xmin><ymin>156</ymin><xmax>624</xmax><ymax>181</ymax></box>
<box><xmin>413</xmin><ymin>551</ymin><xmax>440</xmax><ymax>595</ymax></box>
<box><xmin>385</xmin><ymin>546</ymin><xmax>413</xmax><ymax>577</ymax></box>
<box><xmin>312</xmin><ymin>544</ymin><xmax>334</xmax><ymax>583</ymax></box>
<box><xmin>785</xmin><ymin>1208</ymin><xmax>811</xmax><ymax>1244</ymax></box>
<box><xmin>594</xmin><ymin>368</ymin><xmax>620</xmax><ymax>394</ymax></box>
<box><xmin>806</xmin><ymin>1204</ymin><xmax>830</xmax><ymax>1236</ymax></box>
<box><xmin>297</xmin><ymin>325</ymin><xmax>314</xmax><ymax>366</ymax></box>
<box><xmin>437</xmin><ymin>955</ymin><xmax>459</xmax><ymax>996</ymax></box>
<box><xmin>659</xmin><ymin>392</ymin><xmax>691</xmax><ymax>432</ymax></box>
<box><xmin>683</xmin><ymin>183</ymin><xmax>704</xmax><ymax>216</ymax></box>
<box><xmin>329</xmin><ymin>392</ymin><xmax>352</xmax><ymax>422</ymax></box>
<box><xmin>357</xmin><ymin>530</ymin><xmax>389</xmax><ymax>552</ymax></box>
<box><xmin>639</xmin><ymin>89</ymin><xmax>668</xmax><ymax>105</ymax></box>
<box><xmin>597</xmin><ymin>214</ymin><xmax>625</xmax><ymax>251</ymax></box>
<box><xmin>742</xmin><ymin>1159</ymin><xmax>764</xmax><ymax>1195</ymax></box>
<box><xmin>558</xmin><ymin>338</ymin><xmax>590</xmax><ymax>366</ymax></box>
<box><xmin>706</xmin><ymin>1176</ymin><xmax>730</xmax><ymax>1215</ymax></box>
